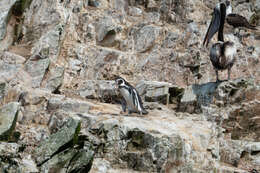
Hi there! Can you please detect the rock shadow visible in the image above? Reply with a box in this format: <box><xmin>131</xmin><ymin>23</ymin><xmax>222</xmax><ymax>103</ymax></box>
<box><xmin>191</xmin><ymin>81</ymin><xmax>223</xmax><ymax>107</ymax></box>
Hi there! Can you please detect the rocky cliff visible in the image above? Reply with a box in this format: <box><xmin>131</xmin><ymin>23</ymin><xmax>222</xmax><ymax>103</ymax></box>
<box><xmin>0</xmin><ymin>0</ymin><xmax>260</xmax><ymax>172</ymax></box>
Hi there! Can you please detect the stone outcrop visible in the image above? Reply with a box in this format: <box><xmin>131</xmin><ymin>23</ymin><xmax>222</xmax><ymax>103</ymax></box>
<box><xmin>0</xmin><ymin>102</ymin><xmax>19</xmax><ymax>141</ymax></box>
<box><xmin>0</xmin><ymin>0</ymin><xmax>259</xmax><ymax>172</ymax></box>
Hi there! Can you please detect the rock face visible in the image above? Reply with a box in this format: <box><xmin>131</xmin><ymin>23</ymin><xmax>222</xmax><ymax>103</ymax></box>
<box><xmin>87</xmin><ymin>113</ymin><xmax>215</xmax><ymax>172</ymax></box>
<box><xmin>136</xmin><ymin>80</ymin><xmax>183</xmax><ymax>104</ymax></box>
<box><xmin>0</xmin><ymin>0</ymin><xmax>17</xmax><ymax>40</ymax></box>
<box><xmin>0</xmin><ymin>0</ymin><xmax>259</xmax><ymax>172</ymax></box>
<box><xmin>34</xmin><ymin>118</ymin><xmax>81</xmax><ymax>165</ymax></box>
<box><xmin>0</xmin><ymin>102</ymin><xmax>19</xmax><ymax>141</ymax></box>
<box><xmin>78</xmin><ymin>80</ymin><xmax>117</xmax><ymax>102</ymax></box>
<box><xmin>133</xmin><ymin>25</ymin><xmax>161</xmax><ymax>53</ymax></box>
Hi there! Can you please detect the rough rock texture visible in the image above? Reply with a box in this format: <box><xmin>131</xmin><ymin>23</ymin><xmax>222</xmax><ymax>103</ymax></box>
<box><xmin>0</xmin><ymin>102</ymin><xmax>19</xmax><ymax>141</ymax></box>
<box><xmin>0</xmin><ymin>0</ymin><xmax>259</xmax><ymax>172</ymax></box>
<box><xmin>0</xmin><ymin>0</ymin><xmax>18</xmax><ymax>40</ymax></box>
<box><xmin>34</xmin><ymin>117</ymin><xmax>81</xmax><ymax>165</ymax></box>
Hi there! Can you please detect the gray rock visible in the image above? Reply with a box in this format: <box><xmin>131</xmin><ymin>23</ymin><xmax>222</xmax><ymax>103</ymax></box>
<box><xmin>0</xmin><ymin>82</ymin><xmax>6</xmax><ymax>99</ymax></box>
<box><xmin>86</xmin><ymin>114</ymin><xmax>214</xmax><ymax>172</ymax></box>
<box><xmin>111</xmin><ymin>0</ymin><xmax>128</xmax><ymax>14</ymax></box>
<box><xmin>45</xmin><ymin>66</ymin><xmax>64</xmax><ymax>93</ymax></box>
<box><xmin>69</xmin><ymin>58</ymin><xmax>82</xmax><ymax>74</ymax></box>
<box><xmin>47</xmin><ymin>97</ymin><xmax>92</xmax><ymax>114</ymax></box>
<box><xmin>0</xmin><ymin>142</ymin><xmax>19</xmax><ymax>155</ymax></box>
<box><xmin>24</xmin><ymin>57</ymin><xmax>50</xmax><ymax>88</ymax></box>
<box><xmin>133</xmin><ymin>25</ymin><xmax>160</xmax><ymax>53</ymax></box>
<box><xmin>0</xmin><ymin>102</ymin><xmax>19</xmax><ymax>141</ymax></box>
<box><xmin>219</xmin><ymin>140</ymin><xmax>260</xmax><ymax>169</ymax></box>
<box><xmin>220</xmin><ymin>140</ymin><xmax>245</xmax><ymax>166</ymax></box>
<box><xmin>136</xmin><ymin>80</ymin><xmax>172</xmax><ymax>103</ymax></box>
<box><xmin>31</xmin><ymin>24</ymin><xmax>64</xmax><ymax>63</ymax></box>
<box><xmin>0</xmin><ymin>0</ymin><xmax>17</xmax><ymax>40</ymax></box>
<box><xmin>179</xmin><ymin>78</ymin><xmax>250</xmax><ymax>113</ymax></box>
<box><xmin>40</xmin><ymin>148</ymin><xmax>78</xmax><ymax>173</ymax></box>
<box><xmin>20</xmin><ymin>155</ymin><xmax>38</xmax><ymax>173</ymax></box>
<box><xmin>67</xmin><ymin>149</ymin><xmax>94</xmax><ymax>172</ymax></box>
<box><xmin>89</xmin><ymin>0</ymin><xmax>100</xmax><ymax>7</ymax></box>
<box><xmin>128</xmin><ymin>7</ymin><xmax>143</xmax><ymax>16</ymax></box>
<box><xmin>187</xmin><ymin>33</ymin><xmax>199</xmax><ymax>47</ymax></box>
<box><xmin>244</xmin><ymin>142</ymin><xmax>260</xmax><ymax>153</ymax></box>
<box><xmin>253</xmin><ymin>0</ymin><xmax>260</xmax><ymax>12</ymax></box>
<box><xmin>95</xmin><ymin>17</ymin><xmax>117</xmax><ymax>46</ymax></box>
<box><xmin>41</xmin><ymin>148</ymin><xmax>94</xmax><ymax>173</ymax></box>
<box><xmin>74</xmin><ymin>47</ymin><xmax>121</xmax><ymax>79</ymax></box>
<box><xmin>163</xmin><ymin>31</ymin><xmax>180</xmax><ymax>48</ymax></box>
<box><xmin>34</xmin><ymin>117</ymin><xmax>81</xmax><ymax>165</ymax></box>
<box><xmin>72</xmin><ymin>1</ymin><xmax>83</xmax><ymax>13</ymax></box>
<box><xmin>144</xmin><ymin>12</ymin><xmax>160</xmax><ymax>24</ymax></box>
<box><xmin>187</xmin><ymin>21</ymin><xmax>199</xmax><ymax>34</ymax></box>
<box><xmin>83</xmin><ymin>0</ymin><xmax>89</xmax><ymax>8</ymax></box>
<box><xmin>78</xmin><ymin>80</ymin><xmax>117</xmax><ymax>102</ymax></box>
<box><xmin>23</xmin><ymin>0</ymin><xmax>67</xmax><ymax>43</ymax></box>
<box><xmin>0</xmin><ymin>51</ymin><xmax>26</xmax><ymax>64</ymax></box>
<box><xmin>215</xmin><ymin>78</ymin><xmax>250</xmax><ymax>104</ymax></box>
<box><xmin>89</xmin><ymin>158</ymin><xmax>111</xmax><ymax>173</ymax></box>
<box><xmin>0</xmin><ymin>53</ymin><xmax>24</xmax><ymax>81</ymax></box>
<box><xmin>0</xmin><ymin>142</ymin><xmax>21</xmax><ymax>172</ymax></box>
<box><xmin>179</xmin><ymin>82</ymin><xmax>219</xmax><ymax>113</ymax></box>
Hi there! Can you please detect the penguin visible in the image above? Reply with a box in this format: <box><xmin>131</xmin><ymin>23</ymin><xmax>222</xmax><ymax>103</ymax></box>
<box><xmin>203</xmin><ymin>1</ymin><xmax>237</xmax><ymax>81</ymax></box>
<box><xmin>115</xmin><ymin>77</ymin><xmax>148</xmax><ymax>115</ymax></box>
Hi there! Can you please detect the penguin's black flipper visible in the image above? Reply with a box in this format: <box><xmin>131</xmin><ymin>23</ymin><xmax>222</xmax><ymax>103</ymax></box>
<box><xmin>121</xmin><ymin>98</ymin><xmax>127</xmax><ymax>113</ymax></box>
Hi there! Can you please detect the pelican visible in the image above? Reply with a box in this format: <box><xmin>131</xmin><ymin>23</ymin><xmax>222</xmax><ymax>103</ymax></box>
<box><xmin>203</xmin><ymin>1</ymin><xmax>237</xmax><ymax>81</ymax></box>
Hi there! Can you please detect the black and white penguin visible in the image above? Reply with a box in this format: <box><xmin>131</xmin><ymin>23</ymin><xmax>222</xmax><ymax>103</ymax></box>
<box><xmin>203</xmin><ymin>1</ymin><xmax>237</xmax><ymax>81</ymax></box>
<box><xmin>115</xmin><ymin>77</ymin><xmax>148</xmax><ymax>115</ymax></box>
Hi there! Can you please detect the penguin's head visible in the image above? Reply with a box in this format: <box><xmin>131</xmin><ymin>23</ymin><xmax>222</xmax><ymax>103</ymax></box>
<box><xmin>225</xmin><ymin>0</ymin><xmax>230</xmax><ymax>6</ymax></box>
<box><xmin>115</xmin><ymin>77</ymin><xmax>126</xmax><ymax>89</ymax></box>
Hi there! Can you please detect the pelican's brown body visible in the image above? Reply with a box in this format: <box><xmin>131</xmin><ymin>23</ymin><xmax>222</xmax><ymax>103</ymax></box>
<box><xmin>210</xmin><ymin>41</ymin><xmax>236</xmax><ymax>80</ymax></box>
<box><xmin>203</xmin><ymin>1</ymin><xmax>238</xmax><ymax>81</ymax></box>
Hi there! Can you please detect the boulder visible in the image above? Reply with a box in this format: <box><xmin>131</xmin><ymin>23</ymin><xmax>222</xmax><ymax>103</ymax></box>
<box><xmin>89</xmin><ymin>158</ymin><xmax>111</xmax><ymax>173</ymax></box>
<box><xmin>31</xmin><ymin>24</ymin><xmax>64</xmax><ymax>63</ymax></box>
<box><xmin>67</xmin><ymin>149</ymin><xmax>94</xmax><ymax>172</ymax></box>
<box><xmin>136</xmin><ymin>80</ymin><xmax>172</xmax><ymax>104</ymax></box>
<box><xmin>220</xmin><ymin>140</ymin><xmax>260</xmax><ymax>170</ymax></box>
<box><xmin>40</xmin><ymin>148</ymin><xmax>94</xmax><ymax>173</ymax></box>
<box><xmin>45</xmin><ymin>66</ymin><xmax>64</xmax><ymax>93</ymax></box>
<box><xmin>220</xmin><ymin>140</ymin><xmax>245</xmax><ymax>166</ymax></box>
<box><xmin>86</xmin><ymin>112</ymin><xmax>218</xmax><ymax>172</ymax></box>
<box><xmin>95</xmin><ymin>17</ymin><xmax>118</xmax><ymax>47</ymax></box>
<box><xmin>47</xmin><ymin>96</ymin><xmax>92</xmax><ymax>114</ymax></box>
<box><xmin>0</xmin><ymin>102</ymin><xmax>19</xmax><ymax>141</ymax></box>
<box><xmin>78</xmin><ymin>80</ymin><xmax>117</xmax><ymax>102</ymax></box>
<box><xmin>34</xmin><ymin>118</ymin><xmax>81</xmax><ymax>165</ymax></box>
<box><xmin>23</xmin><ymin>0</ymin><xmax>68</xmax><ymax>43</ymax></box>
<box><xmin>0</xmin><ymin>0</ymin><xmax>18</xmax><ymax>40</ymax></box>
<box><xmin>24</xmin><ymin>58</ymin><xmax>50</xmax><ymax>88</ymax></box>
<box><xmin>0</xmin><ymin>53</ymin><xmax>24</xmax><ymax>81</ymax></box>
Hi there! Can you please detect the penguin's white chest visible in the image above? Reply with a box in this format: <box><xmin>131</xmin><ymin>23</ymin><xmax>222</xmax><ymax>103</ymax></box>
<box><xmin>120</xmin><ymin>88</ymin><xmax>136</xmax><ymax>110</ymax></box>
